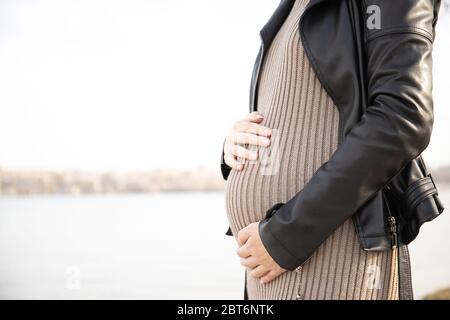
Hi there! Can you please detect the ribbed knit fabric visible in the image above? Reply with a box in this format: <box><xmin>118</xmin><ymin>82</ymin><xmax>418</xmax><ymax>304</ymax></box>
<box><xmin>224</xmin><ymin>0</ymin><xmax>399</xmax><ymax>300</ymax></box>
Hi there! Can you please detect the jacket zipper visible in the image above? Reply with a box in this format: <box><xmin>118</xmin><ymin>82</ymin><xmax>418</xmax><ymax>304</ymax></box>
<box><xmin>295</xmin><ymin>266</ymin><xmax>304</xmax><ymax>300</ymax></box>
<box><xmin>251</xmin><ymin>34</ymin><xmax>265</xmax><ymax>112</ymax></box>
<box><xmin>385</xmin><ymin>185</ymin><xmax>398</xmax><ymax>249</ymax></box>
<box><xmin>388</xmin><ymin>216</ymin><xmax>398</xmax><ymax>249</ymax></box>
<box><xmin>294</xmin><ymin>253</ymin><xmax>315</xmax><ymax>300</ymax></box>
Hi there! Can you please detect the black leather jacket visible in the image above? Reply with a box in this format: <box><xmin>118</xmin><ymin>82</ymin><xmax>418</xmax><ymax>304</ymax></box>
<box><xmin>221</xmin><ymin>0</ymin><xmax>444</xmax><ymax>271</ymax></box>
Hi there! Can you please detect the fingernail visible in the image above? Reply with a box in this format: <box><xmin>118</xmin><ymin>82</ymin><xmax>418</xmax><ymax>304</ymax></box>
<box><xmin>251</xmin><ymin>152</ymin><xmax>258</xmax><ymax>160</ymax></box>
<box><xmin>265</xmin><ymin>129</ymin><xmax>272</xmax><ymax>136</ymax></box>
<box><xmin>263</xmin><ymin>138</ymin><xmax>271</xmax><ymax>146</ymax></box>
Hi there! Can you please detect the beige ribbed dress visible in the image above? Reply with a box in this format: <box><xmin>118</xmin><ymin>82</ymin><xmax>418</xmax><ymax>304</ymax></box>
<box><xmin>225</xmin><ymin>0</ymin><xmax>399</xmax><ymax>300</ymax></box>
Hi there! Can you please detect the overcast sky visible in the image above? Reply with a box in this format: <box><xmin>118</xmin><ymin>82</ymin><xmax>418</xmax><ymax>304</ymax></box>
<box><xmin>0</xmin><ymin>0</ymin><xmax>449</xmax><ymax>171</ymax></box>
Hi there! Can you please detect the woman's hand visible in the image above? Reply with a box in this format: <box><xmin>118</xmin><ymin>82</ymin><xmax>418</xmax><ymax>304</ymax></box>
<box><xmin>237</xmin><ymin>222</ymin><xmax>286</xmax><ymax>284</ymax></box>
<box><xmin>223</xmin><ymin>112</ymin><xmax>272</xmax><ymax>171</ymax></box>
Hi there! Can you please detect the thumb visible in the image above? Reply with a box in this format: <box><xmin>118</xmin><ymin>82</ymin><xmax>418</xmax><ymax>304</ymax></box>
<box><xmin>245</xmin><ymin>112</ymin><xmax>264</xmax><ymax>123</ymax></box>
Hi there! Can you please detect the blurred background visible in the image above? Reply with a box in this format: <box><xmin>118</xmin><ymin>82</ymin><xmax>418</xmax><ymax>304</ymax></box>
<box><xmin>0</xmin><ymin>0</ymin><xmax>449</xmax><ymax>299</ymax></box>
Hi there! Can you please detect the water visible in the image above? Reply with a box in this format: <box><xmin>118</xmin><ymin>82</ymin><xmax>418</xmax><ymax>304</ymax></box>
<box><xmin>0</xmin><ymin>192</ymin><xmax>449</xmax><ymax>300</ymax></box>
<box><xmin>0</xmin><ymin>193</ymin><xmax>243</xmax><ymax>299</ymax></box>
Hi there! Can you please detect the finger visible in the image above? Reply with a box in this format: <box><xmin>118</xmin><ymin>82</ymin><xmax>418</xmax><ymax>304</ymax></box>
<box><xmin>237</xmin><ymin>228</ymin><xmax>251</xmax><ymax>247</ymax></box>
<box><xmin>232</xmin><ymin>133</ymin><xmax>271</xmax><ymax>148</ymax></box>
<box><xmin>233</xmin><ymin>121</ymin><xmax>272</xmax><ymax>137</ymax></box>
<box><xmin>244</xmin><ymin>112</ymin><xmax>264</xmax><ymax>123</ymax></box>
<box><xmin>231</xmin><ymin>145</ymin><xmax>258</xmax><ymax>161</ymax></box>
<box><xmin>236</xmin><ymin>244</ymin><xmax>251</xmax><ymax>258</ymax></box>
<box><xmin>223</xmin><ymin>154</ymin><xmax>244</xmax><ymax>171</ymax></box>
<box><xmin>250</xmin><ymin>265</ymin><xmax>270</xmax><ymax>279</ymax></box>
<box><xmin>240</xmin><ymin>257</ymin><xmax>259</xmax><ymax>269</ymax></box>
<box><xmin>260</xmin><ymin>268</ymin><xmax>285</xmax><ymax>285</ymax></box>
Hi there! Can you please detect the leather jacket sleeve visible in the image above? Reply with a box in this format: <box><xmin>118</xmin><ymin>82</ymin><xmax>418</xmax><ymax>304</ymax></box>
<box><xmin>259</xmin><ymin>0</ymin><xmax>439</xmax><ymax>270</ymax></box>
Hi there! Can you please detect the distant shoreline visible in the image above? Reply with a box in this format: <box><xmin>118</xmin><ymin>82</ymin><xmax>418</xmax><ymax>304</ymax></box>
<box><xmin>1</xmin><ymin>167</ymin><xmax>449</xmax><ymax>196</ymax></box>
<box><xmin>437</xmin><ymin>183</ymin><xmax>450</xmax><ymax>192</ymax></box>
<box><xmin>0</xmin><ymin>168</ymin><xmax>226</xmax><ymax>196</ymax></box>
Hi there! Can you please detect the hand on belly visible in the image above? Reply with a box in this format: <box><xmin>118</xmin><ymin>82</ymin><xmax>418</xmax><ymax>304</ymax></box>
<box><xmin>223</xmin><ymin>112</ymin><xmax>272</xmax><ymax>171</ymax></box>
<box><xmin>236</xmin><ymin>222</ymin><xmax>286</xmax><ymax>284</ymax></box>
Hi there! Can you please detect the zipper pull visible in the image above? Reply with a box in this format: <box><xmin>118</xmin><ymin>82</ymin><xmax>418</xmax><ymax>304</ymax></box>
<box><xmin>388</xmin><ymin>216</ymin><xmax>398</xmax><ymax>249</ymax></box>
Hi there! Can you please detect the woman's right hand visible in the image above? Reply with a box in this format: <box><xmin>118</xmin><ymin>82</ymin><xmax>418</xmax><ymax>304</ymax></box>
<box><xmin>223</xmin><ymin>112</ymin><xmax>272</xmax><ymax>171</ymax></box>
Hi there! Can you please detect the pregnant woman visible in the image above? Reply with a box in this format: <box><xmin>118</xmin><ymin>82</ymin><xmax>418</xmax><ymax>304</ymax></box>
<box><xmin>221</xmin><ymin>0</ymin><xmax>443</xmax><ymax>300</ymax></box>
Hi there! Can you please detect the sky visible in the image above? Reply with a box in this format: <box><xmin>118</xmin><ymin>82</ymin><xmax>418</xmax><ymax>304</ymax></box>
<box><xmin>0</xmin><ymin>0</ymin><xmax>449</xmax><ymax>171</ymax></box>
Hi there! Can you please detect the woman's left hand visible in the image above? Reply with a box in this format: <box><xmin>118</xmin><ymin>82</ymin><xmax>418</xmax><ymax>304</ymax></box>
<box><xmin>237</xmin><ymin>222</ymin><xmax>286</xmax><ymax>284</ymax></box>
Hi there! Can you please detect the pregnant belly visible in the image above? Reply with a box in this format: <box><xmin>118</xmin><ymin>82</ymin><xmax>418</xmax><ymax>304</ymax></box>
<box><xmin>224</xmin><ymin>152</ymin><xmax>307</xmax><ymax>237</ymax></box>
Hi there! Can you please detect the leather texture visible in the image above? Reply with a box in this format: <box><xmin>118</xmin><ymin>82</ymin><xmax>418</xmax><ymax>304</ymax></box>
<box><xmin>220</xmin><ymin>0</ymin><xmax>444</xmax><ymax>271</ymax></box>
